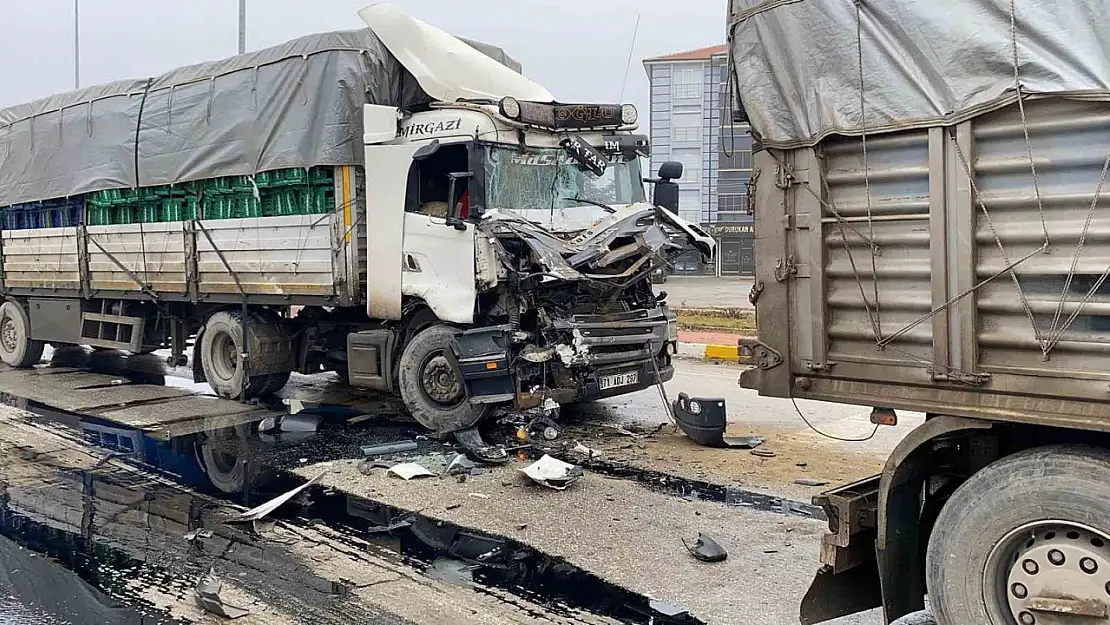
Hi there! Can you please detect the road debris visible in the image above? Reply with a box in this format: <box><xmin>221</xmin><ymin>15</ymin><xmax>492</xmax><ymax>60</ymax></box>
<box><xmin>673</xmin><ymin>393</ymin><xmax>763</xmax><ymax>448</ymax></box>
<box><xmin>794</xmin><ymin>478</ymin><xmax>829</xmax><ymax>487</ymax></box>
<box><xmin>682</xmin><ymin>533</ymin><xmax>728</xmax><ymax>563</ymax></box>
<box><xmin>649</xmin><ymin>599</ymin><xmax>690</xmax><ymax>618</ymax></box>
<box><xmin>258</xmin><ymin>413</ymin><xmax>322</xmax><ymax>434</ymax></box>
<box><xmin>455</xmin><ymin>427</ymin><xmax>510</xmax><ymax>464</ymax></box>
<box><xmin>751</xmin><ymin>449</ymin><xmax>777</xmax><ymax>458</ymax></box>
<box><xmin>183</xmin><ymin>529</ymin><xmax>213</xmax><ymax>542</ymax></box>
<box><xmin>357</xmin><ymin>459</ymin><xmax>395</xmax><ymax>476</ymax></box>
<box><xmin>388</xmin><ymin>463</ymin><xmax>437</xmax><ymax>480</ymax></box>
<box><xmin>194</xmin><ymin>571</ymin><xmax>250</xmax><ymax>619</ymax></box>
<box><xmin>722</xmin><ymin>435</ymin><xmax>766</xmax><ymax>449</ymax></box>
<box><xmin>568</xmin><ymin>442</ymin><xmax>602</xmax><ymax>459</ymax></box>
<box><xmin>446</xmin><ymin>453</ymin><xmax>478</xmax><ymax>476</ymax></box>
<box><xmin>361</xmin><ymin>441</ymin><xmax>419</xmax><ymax>456</ymax></box>
<box><xmin>604</xmin><ymin>423</ymin><xmax>663</xmax><ymax>439</ymax></box>
<box><xmin>520</xmin><ymin>454</ymin><xmax>584</xmax><ymax>490</ymax></box>
<box><xmin>229</xmin><ymin>470</ymin><xmax>325</xmax><ymax>523</ymax></box>
<box><xmin>469</xmin><ymin>493</ymin><xmax>491</xmax><ymax>499</ymax></box>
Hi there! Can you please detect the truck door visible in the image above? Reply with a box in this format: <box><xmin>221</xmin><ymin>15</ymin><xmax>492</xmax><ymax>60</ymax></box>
<box><xmin>400</xmin><ymin>143</ymin><xmax>478</xmax><ymax>325</ymax></box>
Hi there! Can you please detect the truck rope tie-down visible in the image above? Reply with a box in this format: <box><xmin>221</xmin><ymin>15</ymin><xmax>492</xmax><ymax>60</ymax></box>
<box><xmin>782</xmin><ymin>0</ymin><xmax>1110</xmax><ymax>382</ymax></box>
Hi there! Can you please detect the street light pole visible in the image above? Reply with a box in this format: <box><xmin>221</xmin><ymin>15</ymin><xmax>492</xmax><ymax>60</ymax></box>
<box><xmin>74</xmin><ymin>0</ymin><xmax>80</xmax><ymax>89</ymax></box>
<box><xmin>238</xmin><ymin>0</ymin><xmax>246</xmax><ymax>54</ymax></box>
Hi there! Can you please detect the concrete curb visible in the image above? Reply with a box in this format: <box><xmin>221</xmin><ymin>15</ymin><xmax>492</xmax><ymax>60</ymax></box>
<box><xmin>675</xmin><ymin>342</ymin><xmax>740</xmax><ymax>362</ymax></box>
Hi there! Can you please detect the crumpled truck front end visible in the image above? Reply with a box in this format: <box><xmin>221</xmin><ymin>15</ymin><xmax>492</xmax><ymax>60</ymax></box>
<box><xmin>452</xmin><ymin>206</ymin><xmax>700</xmax><ymax>414</ymax></box>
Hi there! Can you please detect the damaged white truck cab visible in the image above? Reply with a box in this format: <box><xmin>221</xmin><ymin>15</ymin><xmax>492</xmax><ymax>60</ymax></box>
<box><xmin>346</xmin><ymin>6</ymin><xmax>715</xmax><ymax>435</ymax></box>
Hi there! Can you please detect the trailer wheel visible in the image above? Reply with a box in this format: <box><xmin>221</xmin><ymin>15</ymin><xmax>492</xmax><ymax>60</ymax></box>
<box><xmin>397</xmin><ymin>324</ymin><xmax>490</xmax><ymax>436</ymax></box>
<box><xmin>199</xmin><ymin>311</ymin><xmax>290</xmax><ymax>399</ymax></box>
<box><xmin>926</xmin><ymin>445</ymin><xmax>1110</xmax><ymax>625</ymax></box>
<box><xmin>0</xmin><ymin>300</ymin><xmax>44</xmax><ymax>368</ymax></box>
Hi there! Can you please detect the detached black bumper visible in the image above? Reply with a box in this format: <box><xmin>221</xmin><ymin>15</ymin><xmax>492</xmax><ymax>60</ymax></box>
<box><xmin>577</xmin><ymin>358</ymin><xmax>674</xmax><ymax>402</ymax></box>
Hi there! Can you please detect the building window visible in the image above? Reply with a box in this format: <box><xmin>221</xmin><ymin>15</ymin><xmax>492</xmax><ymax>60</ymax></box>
<box><xmin>672</xmin><ymin>111</ymin><xmax>701</xmax><ymax>144</ymax></box>
<box><xmin>673</xmin><ymin>67</ymin><xmax>702</xmax><ymax>100</ymax></box>
<box><xmin>718</xmin><ymin>192</ymin><xmax>749</xmax><ymax>222</ymax></box>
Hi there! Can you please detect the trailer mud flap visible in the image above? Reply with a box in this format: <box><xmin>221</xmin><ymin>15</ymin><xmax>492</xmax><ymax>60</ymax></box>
<box><xmin>452</xmin><ymin>325</ymin><xmax>514</xmax><ymax>404</ymax></box>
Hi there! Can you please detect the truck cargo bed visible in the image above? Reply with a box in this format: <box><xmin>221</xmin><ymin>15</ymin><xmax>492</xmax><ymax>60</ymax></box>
<box><xmin>742</xmin><ymin>97</ymin><xmax>1110</xmax><ymax>432</ymax></box>
<box><xmin>1</xmin><ymin>170</ymin><xmax>365</xmax><ymax>307</ymax></box>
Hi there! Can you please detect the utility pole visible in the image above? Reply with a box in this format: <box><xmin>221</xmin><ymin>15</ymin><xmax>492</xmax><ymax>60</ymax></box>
<box><xmin>74</xmin><ymin>0</ymin><xmax>81</xmax><ymax>89</ymax></box>
<box><xmin>238</xmin><ymin>0</ymin><xmax>246</xmax><ymax>54</ymax></box>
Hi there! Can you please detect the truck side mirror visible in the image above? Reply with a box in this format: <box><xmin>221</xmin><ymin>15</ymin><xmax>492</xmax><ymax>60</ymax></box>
<box><xmin>446</xmin><ymin>171</ymin><xmax>473</xmax><ymax>231</ymax></box>
<box><xmin>647</xmin><ymin>161</ymin><xmax>683</xmax><ymax>213</ymax></box>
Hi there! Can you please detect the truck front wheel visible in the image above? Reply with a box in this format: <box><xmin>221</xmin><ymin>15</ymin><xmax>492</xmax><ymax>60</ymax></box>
<box><xmin>397</xmin><ymin>324</ymin><xmax>490</xmax><ymax>437</ymax></box>
<box><xmin>0</xmin><ymin>300</ymin><xmax>44</xmax><ymax>368</ymax></box>
<box><xmin>926</xmin><ymin>445</ymin><xmax>1110</xmax><ymax>625</ymax></box>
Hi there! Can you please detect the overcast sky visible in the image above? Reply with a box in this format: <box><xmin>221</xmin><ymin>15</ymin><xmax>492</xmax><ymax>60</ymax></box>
<box><xmin>3</xmin><ymin>0</ymin><xmax>727</xmax><ymax>127</ymax></box>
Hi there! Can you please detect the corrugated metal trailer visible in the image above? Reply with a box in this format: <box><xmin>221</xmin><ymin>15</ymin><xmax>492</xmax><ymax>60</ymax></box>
<box><xmin>0</xmin><ymin>166</ymin><xmax>367</xmax><ymax>307</ymax></box>
<box><xmin>742</xmin><ymin>97</ymin><xmax>1110</xmax><ymax>430</ymax></box>
<box><xmin>742</xmin><ymin>97</ymin><xmax>1110</xmax><ymax>625</ymax></box>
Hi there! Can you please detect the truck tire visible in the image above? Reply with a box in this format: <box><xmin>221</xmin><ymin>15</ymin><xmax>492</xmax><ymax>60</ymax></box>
<box><xmin>397</xmin><ymin>324</ymin><xmax>490</xmax><ymax>437</ymax></box>
<box><xmin>926</xmin><ymin>445</ymin><xmax>1110</xmax><ymax>625</ymax></box>
<box><xmin>0</xmin><ymin>300</ymin><xmax>44</xmax><ymax>368</ymax></box>
<box><xmin>199</xmin><ymin>311</ymin><xmax>291</xmax><ymax>399</ymax></box>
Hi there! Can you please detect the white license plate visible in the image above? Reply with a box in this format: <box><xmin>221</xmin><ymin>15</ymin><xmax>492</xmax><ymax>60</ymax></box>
<box><xmin>599</xmin><ymin>371</ymin><xmax>640</xmax><ymax>390</ymax></box>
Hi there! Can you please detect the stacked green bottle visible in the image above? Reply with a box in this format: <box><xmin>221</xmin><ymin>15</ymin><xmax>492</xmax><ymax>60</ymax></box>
<box><xmin>83</xmin><ymin>166</ymin><xmax>335</xmax><ymax>226</ymax></box>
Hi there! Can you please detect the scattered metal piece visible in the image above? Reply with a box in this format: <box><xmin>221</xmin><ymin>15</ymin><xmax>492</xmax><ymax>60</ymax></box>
<box><xmin>229</xmin><ymin>470</ymin><xmax>325</xmax><ymax>523</ymax></box>
<box><xmin>794</xmin><ymin>478</ymin><xmax>829</xmax><ymax>487</ymax></box>
<box><xmin>469</xmin><ymin>493</ymin><xmax>491</xmax><ymax>499</ymax></box>
<box><xmin>454</xmin><ymin>427</ymin><xmax>510</xmax><ymax>464</ymax></box>
<box><xmin>751</xmin><ymin>449</ymin><xmax>777</xmax><ymax>458</ymax></box>
<box><xmin>361</xmin><ymin>441</ymin><xmax>419</xmax><ymax>457</ymax></box>
<box><xmin>520</xmin><ymin>454</ymin><xmax>584</xmax><ymax>490</ymax></box>
<box><xmin>796</xmin><ymin>461</ymin><xmax>808</xmax><ymax>467</ymax></box>
<box><xmin>605</xmin><ymin>423</ymin><xmax>661</xmax><ymax>439</ymax></box>
<box><xmin>446</xmin><ymin>504</ymin><xmax>462</xmax><ymax>511</ymax></box>
<box><xmin>682</xmin><ymin>533</ymin><xmax>728</xmax><ymax>563</ymax></box>
<box><xmin>347</xmin><ymin>414</ymin><xmax>375</xmax><ymax>425</ymax></box>
<box><xmin>194</xmin><ymin>572</ymin><xmax>250</xmax><ymax>619</ymax></box>
<box><xmin>722</xmin><ymin>435</ymin><xmax>766</xmax><ymax>449</ymax></box>
<box><xmin>184</xmin><ymin>529</ymin><xmax>213</xmax><ymax>542</ymax></box>
<box><xmin>764</xmin><ymin>548</ymin><xmax>779</xmax><ymax>554</ymax></box>
<box><xmin>388</xmin><ymin>463</ymin><xmax>437</xmax><ymax>480</ymax></box>
<box><xmin>649</xmin><ymin>599</ymin><xmax>689</xmax><ymax>617</ymax></box>
<box><xmin>517</xmin><ymin>523</ymin><xmax>528</xmax><ymax>530</ymax></box>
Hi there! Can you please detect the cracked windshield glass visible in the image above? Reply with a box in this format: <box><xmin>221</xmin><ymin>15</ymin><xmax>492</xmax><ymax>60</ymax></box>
<box><xmin>483</xmin><ymin>145</ymin><xmax>645</xmax><ymax>215</ymax></box>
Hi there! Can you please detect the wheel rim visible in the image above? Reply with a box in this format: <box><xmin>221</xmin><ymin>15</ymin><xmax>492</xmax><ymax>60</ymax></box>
<box><xmin>984</xmin><ymin>520</ymin><xmax>1110</xmax><ymax>625</ymax></box>
<box><xmin>0</xmin><ymin>314</ymin><xmax>18</xmax><ymax>354</ymax></box>
<box><xmin>210</xmin><ymin>331</ymin><xmax>239</xmax><ymax>382</ymax></box>
<box><xmin>419</xmin><ymin>352</ymin><xmax>465</xmax><ymax>407</ymax></box>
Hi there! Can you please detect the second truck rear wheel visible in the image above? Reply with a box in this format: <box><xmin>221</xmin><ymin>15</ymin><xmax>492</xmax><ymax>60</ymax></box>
<box><xmin>926</xmin><ymin>445</ymin><xmax>1110</xmax><ymax>625</ymax></box>
<box><xmin>199</xmin><ymin>311</ymin><xmax>292</xmax><ymax>400</ymax></box>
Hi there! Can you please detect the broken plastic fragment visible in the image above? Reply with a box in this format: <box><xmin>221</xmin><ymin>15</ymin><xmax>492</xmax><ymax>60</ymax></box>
<box><xmin>447</xmin><ymin>453</ymin><xmax>478</xmax><ymax>475</ymax></box>
<box><xmin>229</xmin><ymin>470</ymin><xmax>325</xmax><ymax>523</ymax></box>
<box><xmin>194</xmin><ymin>572</ymin><xmax>250</xmax><ymax>619</ymax></box>
<box><xmin>649</xmin><ymin>599</ymin><xmax>690</xmax><ymax>617</ymax></box>
<box><xmin>388</xmin><ymin>462</ymin><xmax>437</xmax><ymax>480</ymax></box>
<box><xmin>519</xmin><ymin>454</ymin><xmax>584</xmax><ymax>490</ymax></box>
<box><xmin>683</xmin><ymin>533</ymin><xmax>728</xmax><ymax>563</ymax></box>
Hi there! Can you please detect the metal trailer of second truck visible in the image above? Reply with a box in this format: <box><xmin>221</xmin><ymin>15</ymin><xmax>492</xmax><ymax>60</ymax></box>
<box><xmin>728</xmin><ymin>1</ymin><xmax>1110</xmax><ymax>624</ymax></box>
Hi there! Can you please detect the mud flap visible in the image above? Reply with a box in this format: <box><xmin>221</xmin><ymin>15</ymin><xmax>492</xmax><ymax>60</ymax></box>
<box><xmin>192</xmin><ymin>326</ymin><xmax>207</xmax><ymax>384</ymax></box>
<box><xmin>451</xmin><ymin>325</ymin><xmax>514</xmax><ymax>404</ymax></box>
<box><xmin>347</xmin><ymin>329</ymin><xmax>395</xmax><ymax>391</ymax></box>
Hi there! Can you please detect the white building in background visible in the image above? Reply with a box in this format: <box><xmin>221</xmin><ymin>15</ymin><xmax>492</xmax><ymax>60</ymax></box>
<box><xmin>644</xmin><ymin>45</ymin><xmax>754</xmax><ymax>276</ymax></box>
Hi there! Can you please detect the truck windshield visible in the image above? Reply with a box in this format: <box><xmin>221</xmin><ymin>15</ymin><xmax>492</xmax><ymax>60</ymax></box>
<box><xmin>482</xmin><ymin>145</ymin><xmax>645</xmax><ymax>214</ymax></box>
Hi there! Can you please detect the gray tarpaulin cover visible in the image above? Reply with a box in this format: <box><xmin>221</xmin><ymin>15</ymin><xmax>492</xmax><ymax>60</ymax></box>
<box><xmin>727</xmin><ymin>0</ymin><xmax>1110</xmax><ymax>149</ymax></box>
<box><xmin>0</xmin><ymin>29</ymin><xmax>519</xmax><ymax>207</ymax></box>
